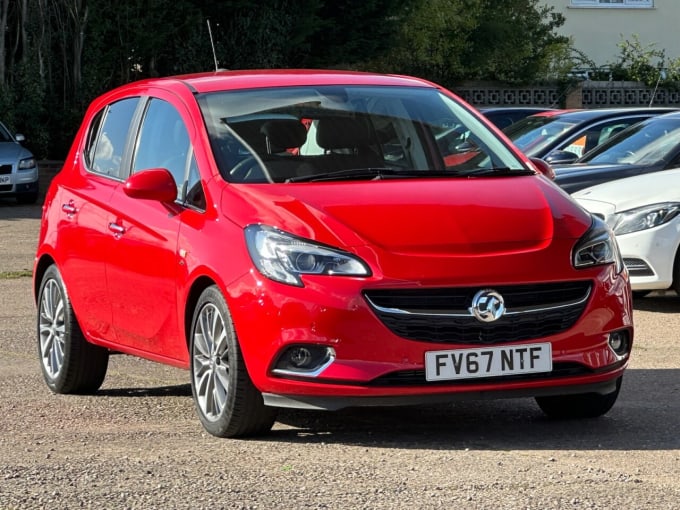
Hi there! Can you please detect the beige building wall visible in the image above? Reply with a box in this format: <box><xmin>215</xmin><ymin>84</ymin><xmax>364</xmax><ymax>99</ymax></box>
<box><xmin>542</xmin><ymin>1</ymin><xmax>680</xmax><ymax>67</ymax></box>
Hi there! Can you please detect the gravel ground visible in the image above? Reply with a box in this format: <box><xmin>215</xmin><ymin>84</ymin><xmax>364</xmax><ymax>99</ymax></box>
<box><xmin>1</xmin><ymin>201</ymin><xmax>679</xmax><ymax>510</ymax></box>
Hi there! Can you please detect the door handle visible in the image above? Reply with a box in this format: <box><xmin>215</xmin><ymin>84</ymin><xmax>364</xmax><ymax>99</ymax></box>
<box><xmin>108</xmin><ymin>222</ymin><xmax>126</xmax><ymax>237</ymax></box>
<box><xmin>61</xmin><ymin>202</ymin><xmax>77</xmax><ymax>217</ymax></box>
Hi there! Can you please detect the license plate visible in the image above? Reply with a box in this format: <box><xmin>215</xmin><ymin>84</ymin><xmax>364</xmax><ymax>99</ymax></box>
<box><xmin>0</xmin><ymin>175</ymin><xmax>10</xmax><ymax>184</ymax></box>
<box><xmin>425</xmin><ymin>343</ymin><xmax>552</xmax><ymax>381</ymax></box>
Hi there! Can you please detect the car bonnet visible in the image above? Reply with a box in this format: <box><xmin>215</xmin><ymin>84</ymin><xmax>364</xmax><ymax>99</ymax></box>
<box><xmin>221</xmin><ymin>176</ymin><xmax>591</xmax><ymax>255</ymax></box>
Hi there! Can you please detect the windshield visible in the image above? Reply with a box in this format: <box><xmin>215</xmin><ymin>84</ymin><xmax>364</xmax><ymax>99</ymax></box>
<box><xmin>580</xmin><ymin>117</ymin><xmax>680</xmax><ymax>166</ymax></box>
<box><xmin>503</xmin><ymin>115</ymin><xmax>578</xmax><ymax>156</ymax></box>
<box><xmin>197</xmin><ymin>85</ymin><xmax>529</xmax><ymax>183</ymax></box>
<box><xmin>0</xmin><ymin>122</ymin><xmax>12</xmax><ymax>143</ymax></box>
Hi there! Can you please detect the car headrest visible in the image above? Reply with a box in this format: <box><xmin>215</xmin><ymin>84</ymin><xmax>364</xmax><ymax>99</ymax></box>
<box><xmin>316</xmin><ymin>117</ymin><xmax>372</xmax><ymax>150</ymax></box>
<box><xmin>260</xmin><ymin>119</ymin><xmax>307</xmax><ymax>153</ymax></box>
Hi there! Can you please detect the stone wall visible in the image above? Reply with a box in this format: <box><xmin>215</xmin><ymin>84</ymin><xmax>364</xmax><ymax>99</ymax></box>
<box><xmin>454</xmin><ymin>81</ymin><xmax>680</xmax><ymax>109</ymax></box>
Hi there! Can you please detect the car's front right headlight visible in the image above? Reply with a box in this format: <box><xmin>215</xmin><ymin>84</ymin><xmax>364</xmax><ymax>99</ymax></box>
<box><xmin>573</xmin><ymin>216</ymin><xmax>624</xmax><ymax>274</ymax></box>
<box><xmin>19</xmin><ymin>157</ymin><xmax>36</xmax><ymax>170</ymax></box>
<box><xmin>612</xmin><ymin>202</ymin><xmax>680</xmax><ymax>235</ymax></box>
<box><xmin>245</xmin><ymin>224</ymin><xmax>371</xmax><ymax>287</ymax></box>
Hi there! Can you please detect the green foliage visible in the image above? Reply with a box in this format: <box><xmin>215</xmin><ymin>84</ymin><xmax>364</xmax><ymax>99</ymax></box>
<box><xmin>2</xmin><ymin>0</ymin><xmax>640</xmax><ymax>159</ymax></box>
<box><xmin>462</xmin><ymin>0</ymin><xmax>569</xmax><ymax>84</ymax></box>
<box><xmin>369</xmin><ymin>0</ymin><xmax>570</xmax><ymax>87</ymax></box>
<box><xmin>609</xmin><ymin>34</ymin><xmax>666</xmax><ymax>86</ymax></box>
<box><xmin>367</xmin><ymin>0</ymin><xmax>481</xmax><ymax>84</ymax></box>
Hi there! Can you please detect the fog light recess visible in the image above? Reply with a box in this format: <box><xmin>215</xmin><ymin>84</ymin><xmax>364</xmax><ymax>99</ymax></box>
<box><xmin>608</xmin><ymin>330</ymin><xmax>631</xmax><ymax>356</ymax></box>
<box><xmin>273</xmin><ymin>345</ymin><xmax>335</xmax><ymax>377</ymax></box>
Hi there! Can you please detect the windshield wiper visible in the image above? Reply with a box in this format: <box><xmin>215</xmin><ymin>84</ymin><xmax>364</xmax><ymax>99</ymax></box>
<box><xmin>286</xmin><ymin>167</ymin><xmax>436</xmax><ymax>183</ymax></box>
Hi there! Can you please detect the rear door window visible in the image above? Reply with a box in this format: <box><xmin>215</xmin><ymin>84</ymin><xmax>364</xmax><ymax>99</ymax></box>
<box><xmin>86</xmin><ymin>97</ymin><xmax>139</xmax><ymax>179</ymax></box>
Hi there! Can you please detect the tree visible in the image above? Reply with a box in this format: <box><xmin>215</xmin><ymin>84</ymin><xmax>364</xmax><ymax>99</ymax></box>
<box><xmin>374</xmin><ymin>0</ymin><xmax>569</xmax><ymax>87</ymax></box>
<box><xmin>462</xmin><ymin>0</ymin><xmax>569</xmax><ymax>84</ymax></box>
<box><xmin>367</xmin><ymin>0</ymin><xmax>482</xmax><ymax>85</ymax></box>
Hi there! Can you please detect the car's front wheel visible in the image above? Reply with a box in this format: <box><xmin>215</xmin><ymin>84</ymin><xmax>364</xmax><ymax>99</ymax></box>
<box><xmin>37</xmin><ymin>264</ymin><xmax>109</xmax><ymax>393</ymax></box>
<box><xmin>189</xmin><ymin>285</ymin><xmax>277</xmax><ymax>438</ymax></box>
<box><xmin>535</xmin><ymin>377</ymin><xmax>622</xmax><ymax>419</ymax></box>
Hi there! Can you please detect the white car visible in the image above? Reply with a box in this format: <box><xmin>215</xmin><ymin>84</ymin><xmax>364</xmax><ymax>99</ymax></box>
<box><xmin>573</xmin><ymin>169</ymin><xmax>680</xmax><ymax>295</ymax></box>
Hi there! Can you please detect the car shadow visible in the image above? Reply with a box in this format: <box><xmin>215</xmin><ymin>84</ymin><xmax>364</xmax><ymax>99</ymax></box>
<box><xmin>0</xmin><ymin>200</ymin><xmax>42</xmax><ymax>219</ymax></box>
<box><xmin>97</xmin><ymin>384</ymin><xmax>192</xmax><ymax>398</ymax></box>
<box><xmin>89</xmin><ymin>368</ymin><xmax>678</xmax><ymax>449</ymax></box>
<box><xmin>266</xmin><ymin>368</ymin><xmax>679</xmax><ymax>450</ymax></box>
<box><xmin>633</xmin><ymin>291</ymin><xmax>680</xmax><ymax>312</ymax></box>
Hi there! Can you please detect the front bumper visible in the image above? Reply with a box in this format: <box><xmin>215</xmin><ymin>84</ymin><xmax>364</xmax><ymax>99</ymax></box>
<box><xmin>227</xmin><ymin>260</ymin><xmax>633</xmax><ymax>408</ymax></box>
<box><xmin>262</xmin><ymin>376</ymin><xmax>622</xmax><ymax>410</ymax></box>
<box><xmin>617</xmin><ymin>219</ymin><xmax>680</xmax><ymax>291</ymax></box>
<box><xmin>0</xmin><ymin>165</ymin><xmax>39</xmax><ymax>196</ymax></box>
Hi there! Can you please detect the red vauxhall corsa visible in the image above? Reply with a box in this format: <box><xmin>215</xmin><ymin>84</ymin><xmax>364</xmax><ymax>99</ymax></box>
<box><xmin>34</xmin><ymin>70</ymin><xmax>633</xmax><ymax>438</ymax></box>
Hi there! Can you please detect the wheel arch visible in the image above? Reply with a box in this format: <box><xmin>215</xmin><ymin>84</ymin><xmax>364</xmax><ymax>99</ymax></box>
<box><xmin>672</xmin><ymin>243</ymin><xmax>680</xmax><ymax>294</ymax></box>
<box><xmin>183</xmin><ymin>275</ymin><xmax>218</xmax><ymax>351</ymax></box>
<box><xmin>33</xmin><ymin>254</ymin><xmax>56</xmax><ymax>304</ymax></box>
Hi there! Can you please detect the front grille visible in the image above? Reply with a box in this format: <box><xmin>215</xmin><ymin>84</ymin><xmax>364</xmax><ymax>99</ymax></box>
<box><xmin>0</xmin><ymin>184</ymin><xmax>11</xmax><ymax>192</ymax></box>
<box><xmin>623</xmin><ymin>258</ymin><xmax>654</xmax><ymax>277</ymax></box>
<box><xmin>0</xmin><ymin>164</ymin><xmax>11</xmax><ymax>175</ymax></box>
<box><xmin>363</xmin><ymin>281</ymin><xmax>592</xmax><ymax>344</ymax></box>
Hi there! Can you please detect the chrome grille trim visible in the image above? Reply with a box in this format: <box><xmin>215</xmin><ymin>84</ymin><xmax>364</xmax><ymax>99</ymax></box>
<box><xmin>364</xmin><ymin>293</ymin><xmax>590</xmax><ymax>318</ymax></box>
<box><xmin>363</xmin><ymin>281</ymin><xmax>593</xmax><ymax>344</ymax></box>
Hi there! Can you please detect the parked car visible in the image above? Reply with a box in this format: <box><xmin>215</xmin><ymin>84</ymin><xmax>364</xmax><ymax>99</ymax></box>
<box><xmin>553</xmin><ymin>111</ymin><xmax>680</xmax><ymax>193</ymax></box>
<box><xmin>574</xmin><ymin>169</ymin><xmax>680</xmax><ymax>296</ymax></box>
<box><xmin>34</xmin><ymin>70</ymin><xmax>633</xmax><ymax>438</ymax></box>
<box><xmin>503</xmin><ymin>107</ymin><xmax>676</xmax><ymax>165</ymax></box>
<box><xmin>0</xmin><ymin>120</ymin><xmax>39</xmax><ymax>204</ymax></box>
<box><xmin>479</xmin><ymin>107</ymin><xmax>557</xmax><ymax>129</ymax></box>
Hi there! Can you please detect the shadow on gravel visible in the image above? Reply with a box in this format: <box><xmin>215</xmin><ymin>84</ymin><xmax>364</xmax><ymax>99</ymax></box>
<box><xmin>75</xmin><ymin>368</ymin><xmax>679</xmax><ymax>449</ymax></box>
<box><xmin>633</xmin><ymin>293</ymin><xmax>680</xmax><ymax>313</ymax></box>
<box><xmin>267</xmin><ymin>368</ymin><xmax>679</xmax><ymax>450</ymax></box>
<box><xmin>0</xmin><ymin>200</ymin><xmax>42</xmax><ymax>219</ymax></box>
<box><xmin>97</xmin><ymin>384</ymin><xmax>192</xmax><ymax>398</ymax></box>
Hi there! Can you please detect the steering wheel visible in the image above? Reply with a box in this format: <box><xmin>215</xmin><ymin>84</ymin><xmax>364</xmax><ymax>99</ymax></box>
<box><xmin>229</xmin><ymin>156</ymin><xmax>269</xmax><ymax>182</ymax></box>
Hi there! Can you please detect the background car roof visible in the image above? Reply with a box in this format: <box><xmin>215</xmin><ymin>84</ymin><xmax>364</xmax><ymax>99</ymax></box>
<box><xmin>544</xmin><ymin>107</ymin><xmax>678</xmax><ymax>122</ymax></box>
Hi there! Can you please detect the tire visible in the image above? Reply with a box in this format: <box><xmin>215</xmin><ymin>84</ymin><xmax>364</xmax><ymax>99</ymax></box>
<box><xmin>535</xmin><ymin>377</ymin><xmax>622</xmax><ymax>419</ymax></box>
<box><xmin>672</xmin><ymin>249</ymin><xmax>680</xmax><ymax>296</ymax></box>
<box><xmin>189</xmin><ymin>285</ymin><xmax>277</xmax><ymax>438</ymax></box>
<box><xmin>37</xmin><ymin>265</ymin><xmax>109</xmax><ymax>394</ymax></box>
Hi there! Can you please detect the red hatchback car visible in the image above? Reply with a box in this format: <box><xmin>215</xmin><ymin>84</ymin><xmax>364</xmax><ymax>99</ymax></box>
<box><xmin>34</xmin><ymin>70</ymin><xmax>633</xmax><ymax>437</ymax></box>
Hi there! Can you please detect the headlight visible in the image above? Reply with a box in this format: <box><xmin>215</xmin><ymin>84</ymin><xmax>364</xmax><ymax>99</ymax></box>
<box><xmin>245</xmin><ymin>225</ymin><xmax>371</xmax><ymax>286</ymax></box>
<box><xmin>612</xmin><ymin>202</ymin><xmax>680</xmax><ymax>235</ymax></box>
<box><xmin>573</xmin><ymin>216</ymin><xmax>624</xmax><ymax>274</ymax></box>
<box><xmin>18</xmin><ymin>157</ymin><xmax>36</xmax><ymax>170</ymax></box>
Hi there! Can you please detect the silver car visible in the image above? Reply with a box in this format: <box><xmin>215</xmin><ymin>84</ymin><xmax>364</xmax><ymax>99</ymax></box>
<box><xmin>0</xmin><ymin>121</ymin><xmax>39</xmax><ymax>204</ymax></box>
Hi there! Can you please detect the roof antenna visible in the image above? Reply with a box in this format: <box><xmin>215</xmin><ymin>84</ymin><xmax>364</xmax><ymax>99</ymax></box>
<box><xmin>207</xmin><ymin>19</ymin><xmax>219</xmax><ymax>72</ymax></box>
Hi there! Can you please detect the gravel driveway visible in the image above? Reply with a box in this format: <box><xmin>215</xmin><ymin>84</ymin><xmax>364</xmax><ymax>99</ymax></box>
<box><xmin>1</xmin><ymin>201</ymin><xmax>678</xmax><ymax>509</ymax></box>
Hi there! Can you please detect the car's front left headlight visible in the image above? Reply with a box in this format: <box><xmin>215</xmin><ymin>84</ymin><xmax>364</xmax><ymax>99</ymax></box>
<box><xmin>612</xmin><ymin>202</ymin><xmax>680</xmax><ymax>236</ymax></box>
<box><xmin>573</xmin><ymin>216</ymin><xmax>624</xmax><ymax>274</ymax></box>
<box><xmin>245</xmin><ymin>224</ymin><xmax>371</xmax><ymax>287</ymax></box>
<box><xmin>18</xmin><ymin>157</ymin><xmax>36</xmax><ymax>170</ymax></box>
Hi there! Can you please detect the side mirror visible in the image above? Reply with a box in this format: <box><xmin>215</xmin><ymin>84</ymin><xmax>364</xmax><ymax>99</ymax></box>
<box><xmin>545</xmin><ymin>150</ymin><xmax>579</xmax><ymax>165</ymax></box>
<box><xmin>529</xmin><ymin>157</ymin><xmax>556</xmax><ymax>180</ymax></box>
<box><xmin>15</xmin><ymin>133</ymin><xmax>25</xmax><ymax>143</ymax></box>
<box><xmin>123</xmin><ymin>168</ymin><xmax>178</xmax><ymax>203</ymax></box>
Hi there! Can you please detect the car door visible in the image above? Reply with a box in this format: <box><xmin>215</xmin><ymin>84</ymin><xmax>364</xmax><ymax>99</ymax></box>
<box><xmin>105</xmin><ymin>96</ymin><xmax>191</xmax><ymax>361</ymax></box>
<box><xmin>55</xmin><ymin>97</ymin><xmax>140</xmax><ymax>344</ymax></box>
